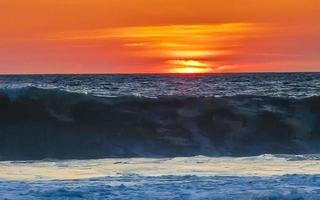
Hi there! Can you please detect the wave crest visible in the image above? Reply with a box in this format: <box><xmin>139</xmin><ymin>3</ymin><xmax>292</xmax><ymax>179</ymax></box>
<box><xmin>0</xmin><ymin>87</ymin><xmax>320</xmax><ymax>160</ymax></box>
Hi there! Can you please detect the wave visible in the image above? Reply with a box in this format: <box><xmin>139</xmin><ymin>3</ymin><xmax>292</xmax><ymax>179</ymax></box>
<box><xmin>0</xmin><ymin>87</ymin><xmax>320</xmax><ymax>160</ymax></box>
<box><xmin>2</xmin><ymin>175</ymin><xmax>320</xmax><ymax>199</ymax></box>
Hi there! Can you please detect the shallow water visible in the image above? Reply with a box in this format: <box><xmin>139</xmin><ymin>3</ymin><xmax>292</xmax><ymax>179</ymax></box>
<box><xmin>2</xmin><ymin>175</ymin><xmax>320</xmax><ymax>200</ymax></box>
<box><xmin>1</xmin><ymin>155</ymin><xmax>320</xmax><ymax>180</ymax></box>
<box><xmin>1</xmin><ymin>155</ymin><xmax>320</xmax><ymax>199</ymax></box>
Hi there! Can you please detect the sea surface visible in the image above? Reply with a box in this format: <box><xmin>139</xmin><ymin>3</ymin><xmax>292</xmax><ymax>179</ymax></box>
<box><xmin>0</xmin><ymin>73</ymin><xmax>320</xmax><ymax>98</ymax></box>
<box><xmin>0</xmin><ymin>73</ymin><xmax>320</xmax><ymax>199</ymax></box>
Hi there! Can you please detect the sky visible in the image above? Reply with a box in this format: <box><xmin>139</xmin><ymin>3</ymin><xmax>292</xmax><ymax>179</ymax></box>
<box><xmin>0</xmin><ymin>0</ymin><xmax>319</xmax><ymax>74</ymax></box>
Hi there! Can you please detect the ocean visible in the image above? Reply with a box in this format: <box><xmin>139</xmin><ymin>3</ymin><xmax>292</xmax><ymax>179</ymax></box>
<box><xmin>0</xmin><ymin>73</ymin><xmax>320</xmax><ymax>199</ymax></box>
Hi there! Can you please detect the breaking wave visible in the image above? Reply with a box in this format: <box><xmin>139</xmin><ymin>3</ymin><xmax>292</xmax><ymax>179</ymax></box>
<box><xmin>0</xmin><ymin>87</ymin><xmax>320</xmax><ymax>160</ymax></box>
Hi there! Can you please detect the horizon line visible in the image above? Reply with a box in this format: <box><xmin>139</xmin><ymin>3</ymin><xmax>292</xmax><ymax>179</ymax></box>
<box><xmin>0</xmin><ymin>71</ymin><xmax>319</xmax><ymax>76</ymax></box>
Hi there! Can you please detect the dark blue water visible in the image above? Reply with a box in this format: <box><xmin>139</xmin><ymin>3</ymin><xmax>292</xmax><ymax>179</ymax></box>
<box><xmin>2</xmin><ymin>175</ymin><xmax>320</xmax><ymax>200</ymax></box>
<box><xmin>0</xmin><ymin>73</ymin><xmax>319</xmax><ymax>98</ymax></box>
<box><xmin>0</xmin><ymin>73</ymin><xmax>320</xmax><ymax>160</ymax></box>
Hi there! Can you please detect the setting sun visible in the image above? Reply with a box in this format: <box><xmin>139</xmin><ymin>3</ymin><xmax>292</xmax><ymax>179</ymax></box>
<box><xmin>170</xmin><ymin>67</ymin><xmax>212</xmax><ymax>74</ymax></box>
<box><xmin>167</xmin><ymin>59</ymin><xmax>212</xmax><ymax>73</ymax></box>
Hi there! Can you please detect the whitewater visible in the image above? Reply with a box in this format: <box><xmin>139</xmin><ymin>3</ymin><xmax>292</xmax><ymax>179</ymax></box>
<box><xmin>0</xmin><ymin>73</ymin><xmax>320</xmax><ymax>199</ymax></box>
<box><xmin>1</xmin><ymin>155</ymin><xmax>320</xmax><ymax>199</ymax></box>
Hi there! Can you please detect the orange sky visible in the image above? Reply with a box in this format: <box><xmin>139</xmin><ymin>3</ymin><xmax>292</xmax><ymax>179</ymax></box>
<box><xmin>0</xmin><ymin>0</ymin><xmax>319</xmax><ymax>74</ymax></box>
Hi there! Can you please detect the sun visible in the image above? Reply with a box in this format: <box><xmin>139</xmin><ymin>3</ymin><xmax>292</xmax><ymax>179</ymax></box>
<box><xmin>167</xmin><ymin>60</ymin><xmax>212</xmax><ymax>73</ymax></box>
<box><xmin>170</xmin><ymin>67</ymin><xmax>212</xmax><ymax>74</ymax></box>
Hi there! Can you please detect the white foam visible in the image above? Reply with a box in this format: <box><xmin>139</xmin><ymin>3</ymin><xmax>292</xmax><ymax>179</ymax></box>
<box><xmin>0</xmin><ymin>154</ymin><xmax>319</xmax><ymax>181</ymax></box>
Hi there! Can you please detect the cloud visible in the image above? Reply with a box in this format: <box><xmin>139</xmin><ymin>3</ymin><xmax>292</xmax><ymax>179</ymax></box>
<box><xmin>47</xmin><ymin>23</ymin><xmax>266</xmax><ymax>73</ymax></box>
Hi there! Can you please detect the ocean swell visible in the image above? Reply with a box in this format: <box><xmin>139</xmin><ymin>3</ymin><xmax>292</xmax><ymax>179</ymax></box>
<box><xmin>0</xmin><ymin>87</ymin><xmax>320</xmax><ymax>160</ymax></box>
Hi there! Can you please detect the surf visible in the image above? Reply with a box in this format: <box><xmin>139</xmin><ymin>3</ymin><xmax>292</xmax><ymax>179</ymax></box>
<box><xmin>0</xmin><ymin>87</ymin><xmax>320</xmax><ymax>160</ymax></box>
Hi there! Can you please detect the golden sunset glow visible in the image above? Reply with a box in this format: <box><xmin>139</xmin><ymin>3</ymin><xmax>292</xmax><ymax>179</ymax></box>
<box><xmin>0</xmin><ymin>0</ymin><xmax>319</xmax><ymax>74</ymax></box>
<box><xmin>168</xmin><ymin>60</ymin><xmax>210</xmax><ymax>67</ymax></box>
<box><xmin>168</xmin><ymin>50</ymin><xmax>228</xmax><ymax>58</ymax></box>
<box><xmin>167</xmin><ymin>60</ymin><xmax>212</xmax><ymax>73</ymax></box>
<box><xmin>51</xmin><ymin>23</ymin><xmax>260</xmax><ymax>73</ymax></box>
<box><xmin>170</xmin><ymin>67</ymin><xmax>212</xmax><ymax>74</ymax></box>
